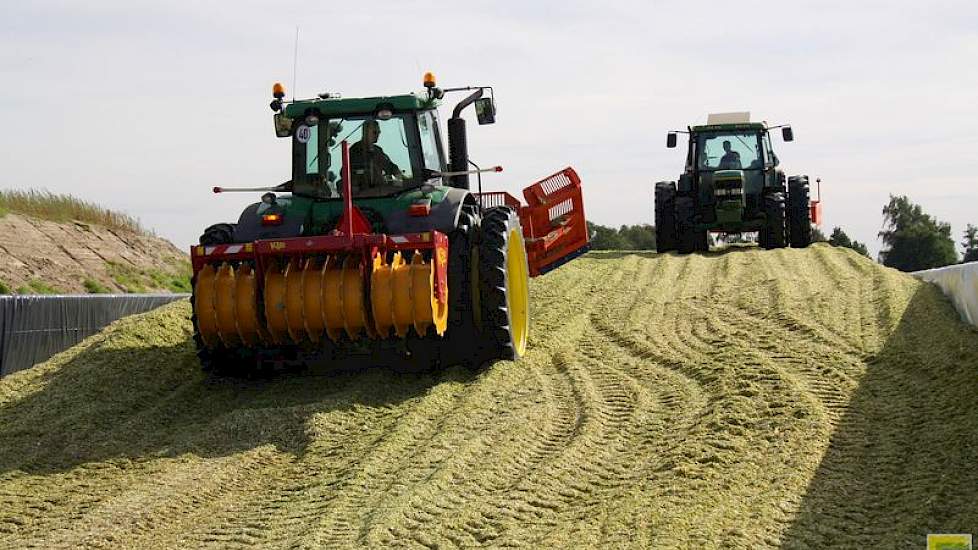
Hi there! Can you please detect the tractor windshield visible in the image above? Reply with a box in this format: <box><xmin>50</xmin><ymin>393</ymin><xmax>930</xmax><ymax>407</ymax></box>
<box><xmin>293</xmin><ymin>112</ymin><xmax>438</xmax><ymax>199</ymax></box>
<box><xmin>696</xmin><ymin>132</ymin><xmax>764</xmax><ymax>171</ymax></box>
<box><xmin>328</xmin><ymin>115</ymin><xmax>415</xmax><ymax>198</ymax></box>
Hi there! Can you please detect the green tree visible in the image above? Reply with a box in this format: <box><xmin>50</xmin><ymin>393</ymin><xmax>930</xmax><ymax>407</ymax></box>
<box><xmin>618</xmin><ymin>224</ymin><xmax>657</xmax><ymax>250</ymax></box>
<box><xmin>587</xmin><ymin>222</ymin><xmax>657</xmax><ymax>250</ymax></box>
<box><xmin>828</xmin><ymin>227</ymin><xmax>869</xmax><ymax>257</ymax></box>
<box><xmin>878</xmin><ymin>195</ymin><xmax>957</xmax><ymax>271</ymax></box>
<box><xmin>588</xmin><ymin>222</ymin><xmax>628</xmax><ymax>250</ymax></box>
<box><xmin>963</xmin><ymin>224</ymin><xmax>978</xmax><ymax>263</ymax></box>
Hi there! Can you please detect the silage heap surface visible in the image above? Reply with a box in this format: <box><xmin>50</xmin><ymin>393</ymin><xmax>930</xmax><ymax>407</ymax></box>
<box><xmin>1</xmin><ymin>243</ymin><xmax>977</xmax><ymax>549</ymax></box>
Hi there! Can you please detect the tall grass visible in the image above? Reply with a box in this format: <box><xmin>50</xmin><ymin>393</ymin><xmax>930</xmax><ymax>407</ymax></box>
<box><xmin>0</xmin><ymin>189</ymin><xmax>150</xmax><ymax>235</ymax></box>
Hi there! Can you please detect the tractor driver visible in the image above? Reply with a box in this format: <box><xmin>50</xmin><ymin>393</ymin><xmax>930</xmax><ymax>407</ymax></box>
<box><xmin>347</xmin><ymin>119</ymin><xmax>404</xmax><ymax>194</ymax></box>
<box><xmin>719</xmin><ymin>140</ymin><xmax>742</xmax><ymax>170</ymax></box>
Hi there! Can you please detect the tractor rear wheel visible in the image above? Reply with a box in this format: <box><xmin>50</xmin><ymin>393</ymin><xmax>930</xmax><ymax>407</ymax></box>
<box><xmin>787</xmin><ymin>176</ymin><xmax>813</xmax><ymax>248</ymax></box>
<box><xmin>655</xmin><ymin>182</ymin><xmax>678</xmax><ymax>252</ymax></box>
<box><xmin>443</xmin><ymin>205</ymin><xmax>481</xmax><ymax>369</ymax></box>
<box><xmin>760</xmin><ymin>191</ymin><xmax>788</xmax><ymax>250</ymax></box>
<box><xmin>477</xmin><ymin>206</ymin><xmax>530</xmax><ymax>362</ymax></box>
<box><xmin>676</xmin><ymin>197</ymin><xmax>708</xmax><ymax>254</ymax></box>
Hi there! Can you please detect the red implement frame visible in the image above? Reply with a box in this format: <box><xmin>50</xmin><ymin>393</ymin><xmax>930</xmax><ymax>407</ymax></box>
<box><xmin>810</xmin><ymin>178</ymin><xmax>823</xmax><ymax>226</ymax></box>
<box><xmin>477</xmin><ymin>167</ymin><xmax>590</xmax><ymax>277</ymax></box>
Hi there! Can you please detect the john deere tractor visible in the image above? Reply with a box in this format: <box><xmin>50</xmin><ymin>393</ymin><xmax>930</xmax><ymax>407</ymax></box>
<box><xmin>191</xmin><ymin>74</ymin><xmax>589</xmax><ymax>373</ymax></box>
<box><xmin>654</xmin><ymin>112</ymin><xmax>821</xmax><ymax>253</ymax></box>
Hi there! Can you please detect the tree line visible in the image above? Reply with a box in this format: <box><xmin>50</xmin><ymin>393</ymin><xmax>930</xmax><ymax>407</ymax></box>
<box><xmin>588</xmin><ymin>195</ymin><xmax>978</xmax><ymax>271</ymax></box>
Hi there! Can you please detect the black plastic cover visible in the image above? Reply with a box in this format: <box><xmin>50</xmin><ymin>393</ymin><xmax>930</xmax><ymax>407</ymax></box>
<box><xmin>0</xmin><ymin>294</ymin><xmax>188</xmax><ymax>378</ymax></box>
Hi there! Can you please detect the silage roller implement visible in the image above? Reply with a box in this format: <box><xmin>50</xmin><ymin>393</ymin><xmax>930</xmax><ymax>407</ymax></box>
<box><xmin>193</xmin><ymin>232</ymin><xmax>448</xmax><ymax>348</ymax></box>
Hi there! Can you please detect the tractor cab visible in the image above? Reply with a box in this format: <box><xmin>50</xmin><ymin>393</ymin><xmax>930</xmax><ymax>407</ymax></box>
<box><xmin>279</xmin><ymin>94</ymin><xmax>449</xmax><ymax>200</ymax></box>
<box><xmin>668</xmin><ymin>114</ymin><xmax>793</xmax><ymax>220</ymax></box>
<box><xmin>656</xmin><ymin>112</ymin><xmax>819</xmax><ymax>253</ymax></box>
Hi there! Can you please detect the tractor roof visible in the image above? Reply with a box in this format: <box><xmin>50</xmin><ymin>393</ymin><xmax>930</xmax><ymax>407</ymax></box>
<box><xmin>690</xmin><ymin>122</ymin><xmax>766</xmax><ymax>133</ymax></box>
<box><xmin>284</xmin><ymin>93</ymin><xmax>436</xmax><ymax>119</ymax></box>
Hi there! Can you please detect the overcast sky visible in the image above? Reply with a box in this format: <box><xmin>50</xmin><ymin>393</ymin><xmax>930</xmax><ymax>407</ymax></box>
<box><xmin>2</xmin><ymin>1</ymin><xmax>976</xmax><ymax>257</ymax></box>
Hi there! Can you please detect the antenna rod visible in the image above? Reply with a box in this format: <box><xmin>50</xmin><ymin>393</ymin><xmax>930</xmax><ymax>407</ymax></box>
<box><xmin>292</xmin><ymin>26</ymin><xmax>300</xmax><ymax>101</ymax></box>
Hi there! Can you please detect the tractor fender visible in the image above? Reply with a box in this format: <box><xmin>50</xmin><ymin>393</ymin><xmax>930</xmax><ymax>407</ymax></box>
<box><xmin>233</xmin><ymin>201</ymin><xmax>305</xmax><ymax>242</ymax></box>
<box><xmin>385</xmin><ymin>187</ymin><xmax>471</xmax><ymax>235</ymax></box>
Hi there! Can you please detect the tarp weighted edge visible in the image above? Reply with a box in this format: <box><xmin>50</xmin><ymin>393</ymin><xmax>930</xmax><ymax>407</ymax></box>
<box><xmin>0</xmin><ymin>294</ymin><xmax>189</xmax><ymax>378</ymax></box>
<box><xmin>912</xmin><ymin>261</ymin><xmax>978</xmax><ymax>327</ymax></box>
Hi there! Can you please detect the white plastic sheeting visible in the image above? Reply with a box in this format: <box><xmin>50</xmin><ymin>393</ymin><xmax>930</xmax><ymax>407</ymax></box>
<box><xmin>912</xmin><ymin>262</ymin><xmax>978</xmax><ymax>327</ymax></box>
<box><xmin>0</xmin><ymin>294</ymin><xmax>189</xmax><ymax>378</ymax></box>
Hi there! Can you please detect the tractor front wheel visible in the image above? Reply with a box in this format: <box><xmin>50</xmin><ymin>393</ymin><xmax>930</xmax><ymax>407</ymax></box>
<box><xmin>477</xmin><ymin>206</ymin><xmax>530</xmax><ymax>362</ymax></box>
<box><xmin>760</xmin><ymin>191</ymin><xmax>788</xmax><ymax>250</ymax></box>
<box><xmin>676</xmin><ymin>197</ymin><xmax>708</xmax><ymax>254</ymax></box>
<box><xmin>655</xmin><ymin>182</ymin><xmax>678</xmax><ymax>253</ymax></box>
<box><xmin>787</xmin><ymin>176</ymin><xmax>813</xmax><ymax>248</ymax></box>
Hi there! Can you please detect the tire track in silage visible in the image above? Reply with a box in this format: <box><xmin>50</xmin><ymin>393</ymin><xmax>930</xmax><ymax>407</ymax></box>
<box><xmin>263</xmin><ymin>257</ymin><xmax>614</xmax><ymax>547</ymax></box>
<box><xmin>481</xmin><ymin>255</ymin><xmax>711</xmax><ymax>546</ymax></box>
<box><xmin>341</xmin><ymin>254</ymin><xmax>708</xmax><ymax>547</ymax></box>
<box><xmin>370</xmin><ymin>256</ymin><xmax>673</xmax><ymax>546</ymax></box>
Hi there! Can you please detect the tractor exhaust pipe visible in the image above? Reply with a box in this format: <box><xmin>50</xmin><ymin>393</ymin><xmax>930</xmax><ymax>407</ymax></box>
<box><xmin>447</xmin><ymin>89</ymin><xmax>483</xmax><ymax>190</ymax></box>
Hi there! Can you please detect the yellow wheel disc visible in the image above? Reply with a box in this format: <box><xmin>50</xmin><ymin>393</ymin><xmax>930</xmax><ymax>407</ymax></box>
<box><xmin>322</xmin><ymin>256</ymin><xmax>344</xmax><ymax>342</ymax></box>
<box><xmin>301</xmin><ymin>258</ymin><xmax>324</xmax><ymax>342</ymax></box>
<box><xmin>194</xmin><ymin>264</ymin><xmax>218</xmax><ymax>347</ymax></box>
<box><xmin>390</xmin><ymin>253</ymin><xmax>412</xmax><ymax>337</ymax></box>
<box><xmin>283</xmin><ymin>258</ymin><xmax>305</xmax><ymax>343</ymax></box>
<box><xmin>406</xmin><ymin>252</ymin><xmax>432</xmax><ymax>337</ymax></box>
<box><xmin>264</xmin><ymin>263</ymin><xmax>288</xmax><ymax>344</ymax></box>
<box><xmin>371</xmin><ymin>253</ymin><xmax>394</xmax><ymax>337</ymax></box>
<box><xmin>506</xmin><ymin>229</ymin><xmax>530</xmax><ymax>357</ymax></box>
<box><xmin>214</xmin><ymin>263</ymin><xmax>238</xmax><ymax>346</ymax></box>
<box><xmin>235</xmin><ymin>264</ymin><xmax>261</xmax><ymax>346</ymax></box>
<box><xmin>341</xmin><ymin>256</ymin><xmax>367</xmax><ymax>340</ymax></box>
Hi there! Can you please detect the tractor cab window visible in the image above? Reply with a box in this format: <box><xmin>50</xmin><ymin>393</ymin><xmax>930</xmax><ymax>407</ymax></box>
<box><xmin>325</xmin><ymin>116</ymin><xmax>416</xmax><ymax>198</ymax></box>
<box><xmin>417</xmin><ymin>111</ymin><xmax>444</xmax><ymax>173</ymax></box>
<box><xmin>697</xmin><ymin>132</ymin><xmax>763</xmax><ymax>171</ymax></box>
<box><xmin>762</xmin><ymin>132</ymin><xmax>778</xmax><ymax>166</ymax></box>
<box><xmin>292</xmin><ymin>113</ymin><xmax>426</xmax><ymax>199</ymax></box>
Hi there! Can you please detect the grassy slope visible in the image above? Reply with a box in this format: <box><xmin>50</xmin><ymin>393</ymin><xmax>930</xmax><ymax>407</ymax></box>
<box><xmin>0</xmin><ymin>189</ymin><xmax>149</xmax><ymax>236</ymax></box>
<box><xmin>0</xmin><ymin>189</ymin><xmax>188</xmax><ymax>294</ymax></box>
<box><xmin>0</xmin><ymin>244</ymin><xmax>976</xmax><ymax>548</ymax></box>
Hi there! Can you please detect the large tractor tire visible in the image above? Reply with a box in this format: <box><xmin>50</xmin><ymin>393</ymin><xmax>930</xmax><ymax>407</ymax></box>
<box><xmin>477</xmin><ymin>206</ymin><xmax>531</xmax><ymax>362</ymax></box>
<box><xmin>759</xmin><ymin>191</ymin><xmax>788</xmax><ymax>250</ymax></box>
<box><xmin>199</xmin><ymin>223</ymin><xmax>237</xmax><ymax>246</ymax></box>
<box><xmin>787</xmin><ymin>176</ymin><xmax>813</xmax><ymax>248</ymax></box>
<box><xmin>676</xmin><ymin>197</ymin><xmax>709</xmax><ymax>254</ymax></box>
<box><xmin>440</xmin><ymin>204</ymin><xmax>481</xmax><ymax>369</ymax></box>
<box><xmin>654</xmin><ymin>181</ymin><xmax>678</xmax><ymax>252</ymax></box>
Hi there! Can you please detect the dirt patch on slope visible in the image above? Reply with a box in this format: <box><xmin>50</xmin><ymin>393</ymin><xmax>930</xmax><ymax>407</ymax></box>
<box><xmin>0</xmin><ymin>244</ymin><xmax>976</xmax><ymax>548</ymax></box>
<box><xmin>0</xmin><ymin>213</ymin><xmax>188</xmax><ymax>294</ymax></box>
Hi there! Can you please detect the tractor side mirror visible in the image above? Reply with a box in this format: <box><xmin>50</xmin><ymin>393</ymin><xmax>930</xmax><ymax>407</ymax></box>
<box><xmin>475</xmin><ymin>98</ymin><xmax>496</xmax><ymax>125</ymax></box>
<box><xmin>666</xmin><ymin>132</ymin><xmax>678</xmax><ymax>148</ymax></box>
<box><xmin>782</xmin><ymin>126</ymin><xmax>794</xmax><ymax>142</ymax></box>
<box><xmin>273</xmin><ymin>113</ymin><xmax>293</xmax><ymax>138</ymax></box>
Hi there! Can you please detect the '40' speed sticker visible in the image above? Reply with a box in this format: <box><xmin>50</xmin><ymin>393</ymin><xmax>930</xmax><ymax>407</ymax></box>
<box><xmin>295</xmin><ymin>125</ymin><xmax>312</xmax><ymax>144</ymax></box>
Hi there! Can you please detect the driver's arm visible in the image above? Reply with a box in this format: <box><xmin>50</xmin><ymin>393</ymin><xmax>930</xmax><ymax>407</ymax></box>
<box><xmin>381</xmin><ymin>152</ymin><xmax>403</xmax><ymax>178</ymax></box>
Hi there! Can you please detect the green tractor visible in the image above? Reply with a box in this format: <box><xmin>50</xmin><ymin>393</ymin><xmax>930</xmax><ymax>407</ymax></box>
<box><xmin>191</xmin><ymin>74</ymin><xmax>590</xmax><ymax>373</ymax></box>
<box><xmin>654</xmin><ymin>112</ymin><xmax>821</xmax><ymax>253</ymax></box>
